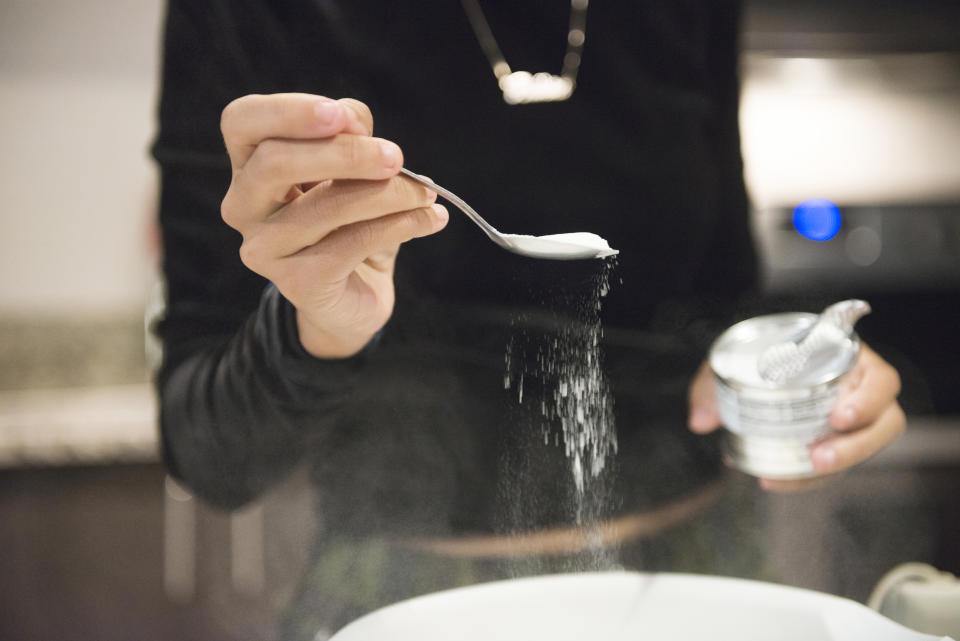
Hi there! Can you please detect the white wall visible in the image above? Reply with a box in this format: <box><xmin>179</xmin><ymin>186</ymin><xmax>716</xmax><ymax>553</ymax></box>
<box><xmin>740</xmin><ymin>53</ymin><xmax>960</xmax><ymax>210</ymax></box>
<box><xmin>0</xmin><ymin>0</ymin><xmax>164</xmax><ymax>317</ymax></box>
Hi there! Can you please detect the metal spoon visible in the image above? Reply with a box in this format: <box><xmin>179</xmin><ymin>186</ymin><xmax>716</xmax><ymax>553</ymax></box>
<box><xmin>400</xmin><ymin>168</ymin><xmax>618</xmax><ymax>260</ymax></box>
<box><xmin>757</xmin><ymin>299</ymin><xmax>871</xmax><ymax>384</ymax></box>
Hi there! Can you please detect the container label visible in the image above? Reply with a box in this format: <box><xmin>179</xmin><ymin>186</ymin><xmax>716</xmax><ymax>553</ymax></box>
<box><xmin>716</xmin><ymin>379</ymin><xmax>839</xmax><ymax>439</ymax></box>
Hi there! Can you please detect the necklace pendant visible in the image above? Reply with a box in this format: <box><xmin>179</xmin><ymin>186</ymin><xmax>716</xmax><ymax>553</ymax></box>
<box><xmin>498</xmin><ymin>71</ymin><xmax>574</xmax><ymax>105</ymax></box>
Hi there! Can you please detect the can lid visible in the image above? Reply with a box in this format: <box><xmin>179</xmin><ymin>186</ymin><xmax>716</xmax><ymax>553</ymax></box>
<box><xmin>709</xmin><ymin>307</ymin><xmax>863</xmax><ymax>389</ymax></box>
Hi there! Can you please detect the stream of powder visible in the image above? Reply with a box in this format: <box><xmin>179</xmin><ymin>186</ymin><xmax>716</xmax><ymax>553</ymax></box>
<box><xmin>504</xmin><ymin>258</ymin><xmax>619</xmax><ymax>520</ymax></box>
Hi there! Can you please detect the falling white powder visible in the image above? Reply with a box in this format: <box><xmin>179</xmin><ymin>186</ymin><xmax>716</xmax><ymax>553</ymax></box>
<box><xmin>504</xmin><ymin>258</ymin><xmax>618</xmax><ymax>505</ymax></box>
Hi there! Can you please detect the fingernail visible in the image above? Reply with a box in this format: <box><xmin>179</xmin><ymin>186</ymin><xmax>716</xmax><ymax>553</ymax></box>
<box><xmin>418</xmin><ymin>176</ymin><xmax>438</xmax><ymax>200</ymax></box>
<box><xmin>688</xmin><ymin>408</ymin><xmax>716</xmax><ymax>433</ymax></box>
<box><xmin>314</xmin><ymin>101</ymin><xmax>339</xmax><ymax>125</ymax></box>
<box><xmin>811</xmin><ymin>446</ymin><xmax>836</xmax><ymax>471</ymax></box>
<box><xmin>380</xmin><ymin>141</ymin><xmax>401</xmax><ymax>169</ymax></box>
<box><xmin>431</xmin><ymin>203</ymin><xmax>448</xmax><ymax>225</ymax></box>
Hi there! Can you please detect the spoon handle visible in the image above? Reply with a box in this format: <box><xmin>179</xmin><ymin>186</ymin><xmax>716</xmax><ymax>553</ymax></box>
<box><xmin>399</xmin><ymin>168</ymin><xmax>505</xmax><ymax>244</ymax></box>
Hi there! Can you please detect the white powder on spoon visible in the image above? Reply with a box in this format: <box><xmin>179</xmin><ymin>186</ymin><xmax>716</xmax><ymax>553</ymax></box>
<box><xmin>501</xmin><ymin>232</ymin><xmax>619</xmax><ymax>259</ymax></box>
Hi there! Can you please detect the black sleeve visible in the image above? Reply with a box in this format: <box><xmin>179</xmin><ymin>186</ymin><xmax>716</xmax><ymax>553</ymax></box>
<box><xmin>151</xmin><ymin>0</ymin><xmax>364</xmax><ymax>509</ymax></box>
<box><xmin>158</xmin><ymin>286</ymin><xmax>367</xmax><ymax>510</ymax></box>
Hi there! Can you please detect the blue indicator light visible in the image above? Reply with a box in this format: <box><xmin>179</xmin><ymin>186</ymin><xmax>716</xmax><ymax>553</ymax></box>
<box><xmin>793</xmin><ymin>198</ymin><xmax>841</xmax><ymax>241</ymax></box>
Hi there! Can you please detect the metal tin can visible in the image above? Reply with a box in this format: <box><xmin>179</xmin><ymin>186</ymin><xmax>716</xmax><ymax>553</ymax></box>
<box><xmin>708</xmin><ymin>312</ymin><xmax>861</xmax><ymax>479</ymax></box>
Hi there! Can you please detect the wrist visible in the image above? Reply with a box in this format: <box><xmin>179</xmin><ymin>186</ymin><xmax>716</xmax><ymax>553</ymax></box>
<box><xmin>295</xmin><ymin>311</ymin><xmax>378</xmax><ymax>359</ymax></box>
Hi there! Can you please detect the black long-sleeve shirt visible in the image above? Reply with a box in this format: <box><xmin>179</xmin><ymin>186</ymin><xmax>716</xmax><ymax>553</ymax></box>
<box><xmin>153</xmin><ymin>0</ymin><xmax>756</xmax><ymax>535</ymax></box>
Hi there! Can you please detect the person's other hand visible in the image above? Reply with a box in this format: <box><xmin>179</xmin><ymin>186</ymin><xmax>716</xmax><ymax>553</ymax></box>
<box><xmin>219</xmin><ymin>93</ymin><xmax>448</xmax><ymax>358</ymax></box>
<box><xmin>687</xmin><ymin>344</ymin><xmax>905</xmax><ymax>492</ymax></box>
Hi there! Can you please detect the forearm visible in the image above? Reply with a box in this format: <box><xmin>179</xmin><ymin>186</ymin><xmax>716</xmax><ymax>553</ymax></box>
<box><xmin>158</xmin><ymin>285</ymin><xmax>366</xmax><ymax>509</ymax></box>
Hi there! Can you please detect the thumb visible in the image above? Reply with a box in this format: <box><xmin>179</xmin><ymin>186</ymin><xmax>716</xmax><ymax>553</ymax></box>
<box><xmin>688</xmin><ymin>360</ymin><xmax>722</xmax><ymax>433</ymax></box>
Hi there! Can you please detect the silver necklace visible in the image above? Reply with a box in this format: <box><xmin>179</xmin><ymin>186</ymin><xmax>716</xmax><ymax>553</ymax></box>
<box><xmin>461</xmin><ymin>0</ymin><xmax>589</xmax><ymax>105</ymax></box>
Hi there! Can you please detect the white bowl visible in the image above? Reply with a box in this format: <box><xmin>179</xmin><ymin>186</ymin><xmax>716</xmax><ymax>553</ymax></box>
<box><xmin>330</xmin><ymin>571</ymin><xmax>950</xmax><ymax>641</ymax></box>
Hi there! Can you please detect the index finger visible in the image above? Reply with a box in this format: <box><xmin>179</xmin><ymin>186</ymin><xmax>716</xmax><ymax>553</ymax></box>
<box><xmin>220</xmin><ymin>93</ymin><xmax>370</xmax><ymax>169</ymax></box>
<box><xmin>688</xmin><ymin>360</ymin><xmax>722</xmax><ymax>434</ymax></box>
